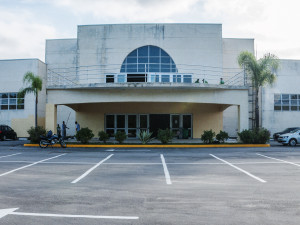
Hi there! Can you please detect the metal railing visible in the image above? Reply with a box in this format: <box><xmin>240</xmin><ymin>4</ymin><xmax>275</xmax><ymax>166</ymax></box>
<box><xmin>47</xmin><ymin>64</ymin><xmax>246</xmax><ymax>87</ymax></box>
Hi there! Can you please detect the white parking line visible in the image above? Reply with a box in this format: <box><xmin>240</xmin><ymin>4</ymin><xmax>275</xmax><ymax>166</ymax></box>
<box><xmin>0</xmin><ymin>153</ymin><xmax>21</xmax><ymax>159</ymax></box>
<box><xmin>0</xmin><ymin>154</ymin><xmax>66</xmax><ymax>177</ymax></box>
<box><xmin>210</xmin><ymin>154</ymin><xmax>267</xmax><ymax>183</ymax></box>
<box><xmin>160</xmin><ymin>154</ymin><xmax>172</xmax><ymax>185</ymax></box>
<box><xmin>256</xmin><ymin>153</ymin><xmax>300</xmax><ymax>167</ymax></box>
<box><xmin>71</xmin><ymin>154</ymin><xmax>114</xmax><ymax>184</ymax></box>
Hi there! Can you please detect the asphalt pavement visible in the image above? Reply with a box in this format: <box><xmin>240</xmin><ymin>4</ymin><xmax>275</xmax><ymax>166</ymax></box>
<box><xmin>0</xmin><ymin>141</ymin><xmax>300</xmax><ymax>224</ymax></box>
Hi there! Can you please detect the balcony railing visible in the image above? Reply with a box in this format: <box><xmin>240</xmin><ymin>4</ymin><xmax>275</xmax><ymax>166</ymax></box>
<box><xmin>47</xmin><ymin>64</ymin><xmax>246</xmax><ymax>88</ymax></box>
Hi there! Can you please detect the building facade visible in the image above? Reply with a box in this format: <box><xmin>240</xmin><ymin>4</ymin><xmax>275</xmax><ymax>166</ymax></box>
<box><xmin>2</xmin><ymin>23</ymin><xmax>298</xmax><ymax>139</ymax></box>
<box><xmin>45</xmin><ymin>24</ymin><xmax>251</xmax><ymax>139</ymax></box>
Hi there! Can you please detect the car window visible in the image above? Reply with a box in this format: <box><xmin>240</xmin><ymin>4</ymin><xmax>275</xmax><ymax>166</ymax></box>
<box><xmin>7</xmin><ymin>127</ymin><xmax>12</xmax><ymax>131</ymax></box>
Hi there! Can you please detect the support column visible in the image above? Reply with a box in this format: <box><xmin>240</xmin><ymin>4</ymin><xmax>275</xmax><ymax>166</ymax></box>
<box><xmin>45</xmin><ymin>103</ymin><xmax>57</xmax><ymax>132</ymax></box>
<box><xmin>238</xmin><ymin>103</ymin><xmax>249</xmax><ymax>132</ymax></box>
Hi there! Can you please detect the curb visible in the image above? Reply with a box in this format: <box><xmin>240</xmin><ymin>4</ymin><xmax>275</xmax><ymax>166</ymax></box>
<box><xmin>24</xmin><ymin>144</ymin><xmax>270</xmax><ymax>148</ymax></box>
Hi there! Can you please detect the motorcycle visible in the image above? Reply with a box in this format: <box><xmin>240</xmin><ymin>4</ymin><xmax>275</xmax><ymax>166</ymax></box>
<box><xmin>39</xmin><ymin>134</ymin><xmax>67</xmax><ymax>148</ymax></box>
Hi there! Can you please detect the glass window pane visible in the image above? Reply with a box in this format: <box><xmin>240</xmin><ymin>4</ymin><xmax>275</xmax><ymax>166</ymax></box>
<box><xmin>127</xmin><ymin>57</ymin><xmax>137</xmax><ymax>64</ymax></box>
<box><xmin>0</xmin><ymin>93</ymin><xmax>8</xmax><ymax>98</ymax></box>
<box><xmin>282</xmin><ymin>106</ymin><xmax>289</xmax><ymax>111</ymax></box>
<box><xmin>106</xmin><ymin>129</ymin><xmax>114</xmax><ymax>137</ymax></box>
<box><xmin>149</xmin><ymin>46</ymin><xmax>159</xmax><ymax>56</ymax></box>
<box><xmin>138</xmin><ymin>46</ymin><xmax>148</xmax><ymax>57</ymax></box>
<box><xmin>106</xmin><ymin>115</ymin><xmax>115</xmax><ymax>128</ymax></box>
<box><xmin>1</xmin><ymin>99</ymin><xmax>8</xmax><ymax>104</ymax></box>
<box><xmin>291</xmin><ymin>94</ymin><xmax>298</xmax><ymax>99</ymax></box>
<box><xmin>291</xmin><ymin>100</ymin><xmax>297</xmax><ymax>105</ymax></box>
<box><xmin>282</xmin><ymin>94</ymin><xmax>289</xmax><ymax>100</ymax></box>
<box><xmin>128</xmin><ymin>129</ymin><xmax>137</xmax><ymax>138</ymax></box>
<box><xmin>9</xmin><ymin>99</ymin><xmax>16</xmax><ymax>104</ymax></box>
<box><xmin>274</xmin><ymin>100</ymin><xmax>281</xmax><ymax>105</ymax></box>
<box><xmin>282</xmin><ymin>100</ymin><xmax>289</xmax><ymax>105</ymax></box>
<box><xmin>138</xmin><ymin>57</ymin><xmax>148</xmax><ymax>64</ymax></box>
<box><xmin>1</xmin><ymin>105</ymin><xmax>8</xmax><ymax>110</ymax></box>
<box><xmin>106</xmin><ymin>75</ymin><xmax>114</xmax><ymax>83</ymax></box>
<box><xmin>161</xmin><ymin>65</ymin><xmax>171</xmax><ymax>72</ymax></box>
<box><xmin>161</xmin><ymin>57</ymin><xmax>170</xmax><ymax>64</ymax></box>
<box><xmin>183</xmin><ymin>115</ymin><xmax>192</xmax><ymax>128</ymax></box>
<box><xmin>274</xmin><ymin>94</ymin><xmax>281</xmax><ymax>100</ymax></box>
<box><xmin>128</xmin><ymin>115</ymin><xmax>137</xmax><ymax>128</ymax></box>
<box><xmin>149</xmin><ymin>57</ymin><xmax>159</xmax><ymax>63</ymax></box>
<box><xmin>291</xmin><ymin>106</ymin><xmax>298</xmax><ymax>111</ymax></box>
<box><xmin>161</xmin><ymin>49</ymin><xmax>169</xmax><ymax>57</ymax></box>
<box><xmin>128</xmin><ymin>50</ymin><xmax>137</xmax><ymax>57</ymax></box>
<box><xmin>126</xmin><ymin>64</ymin><xmax>137</xmax><ymax>73</ymax></box>
<box><xmin>117</xmin><ymin>75</ymin><xmax>126</xmax><ymax>82</ymax></box>
<box><xmin>140</xmin><ymin>115</ymin><xmax>148</xmax><ymax>128</ymax></box>
<box><xmin>172</xmin><ymin>115</ymin><xmax>180</xmax><ymax>128</ymax></box>
<box><xmin>17</xmin><ymin>105</ymin><xmax>24</xmax><ymax>109</ymax></box>
<box><xmin>150</xmin><ymin>74</ymin><xmax>159</xmax><ymax>82</ymax></box>
<box><xmin>117</xmin><ymin>115</ymin><xmax>125</xmax><ymax>128</ymax></box>
<box><xmin>9</xmin><ymin>93</ymin><xmax>17</xmax><ymax>98</ymax></box>
<box><xmin>138</xmin><ymin>64</ymin><xmax>146</xmax><ymax>72</ymax></box>
<box><xmin>274</xmin><ymin>105</ymin><xmax>281</xmax><ymax>111</ymax></box>
<box><xmin>161</xmin><ymin>75</ymin><xmax>170</xmax><ymax>82</ymax></box>
<box><xmin>120</xmin><ymin>65</ymin><xmax>126</xmax><ymax>73</ymax></box>
<box><xmin>173</xmin><ymin>75</ymin><xmax>181</xmax><ymax>83</ymax></box>
<box><xmin>9</xmin><ymin>105</ymin><xmax>16</xmax><ymax>109</ymax></box>
<box><xmin>149</xmin><ymin>64</ymin><xmax>159</xmax><ymax>72</ymax></box>
<box><xmin>183</xmin><ymin>75</ymin><xmax>192</xmax><ymax>83</ymax></box>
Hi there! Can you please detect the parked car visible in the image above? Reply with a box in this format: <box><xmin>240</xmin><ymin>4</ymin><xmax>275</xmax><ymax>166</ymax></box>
<box><xmin>273</xmin><ymin>127</ymin><xmax>300</xmax><ymax>141</ymax></box>
<box><xmin>277</xmin><ymin>129</ymin><xmax>300</xmax><ymax>146</ymax></box>
<box><xmin>0</xmin><ymin>125</ymin><xmax>18</xmax><ymax>141</ymax></box>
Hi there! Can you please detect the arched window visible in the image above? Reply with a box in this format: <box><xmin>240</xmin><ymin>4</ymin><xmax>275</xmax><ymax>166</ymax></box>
<box><xmin>120</xmin><ymin>45</ymin><xmax>177</xmax><ymax>73</ymax></box>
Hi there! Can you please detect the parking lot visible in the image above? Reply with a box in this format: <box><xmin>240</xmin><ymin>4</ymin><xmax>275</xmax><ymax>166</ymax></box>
<box><xmin>1</xmin><ymin>142</ymin><xmax>300</xmax><ymax>224</ymax></box>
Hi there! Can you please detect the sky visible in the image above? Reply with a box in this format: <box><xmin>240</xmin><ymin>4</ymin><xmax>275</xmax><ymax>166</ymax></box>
<box><xmin>1</xmin><ymin>0</ymin><xmax>300</xmax><ymax>61</ymax></box>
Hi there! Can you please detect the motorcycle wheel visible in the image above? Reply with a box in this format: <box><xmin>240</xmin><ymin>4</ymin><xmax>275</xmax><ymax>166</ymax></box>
<box><xmin>39</xmin><ymin>140</ymin><xmax>48</xmax><ymax>148</ymax></box>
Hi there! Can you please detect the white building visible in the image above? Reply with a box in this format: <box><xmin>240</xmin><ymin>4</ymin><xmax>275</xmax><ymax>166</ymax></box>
<box><xmin>0</xmin><ymin>23</ymin><xmax>299</xmax><ymax>139</ymax></box>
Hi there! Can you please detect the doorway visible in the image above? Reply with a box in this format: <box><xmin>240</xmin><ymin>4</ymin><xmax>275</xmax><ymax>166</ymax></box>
<box><xmin>149</xmin><ymin>114</ymin><xmax>170</xmax><ymax>137</ymax></box>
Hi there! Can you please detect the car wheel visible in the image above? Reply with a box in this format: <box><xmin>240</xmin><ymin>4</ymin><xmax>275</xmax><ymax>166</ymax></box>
<box><xmin>289</xmin><ymin>139</ymin><xmax>297</xmax><ymax>147</ymax></box>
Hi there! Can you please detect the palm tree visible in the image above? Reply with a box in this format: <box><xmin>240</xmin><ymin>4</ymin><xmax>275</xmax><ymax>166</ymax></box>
<box><xmin>238</xmin><ymin>51</ymin><xmax>279</xmax><ymax>129</ymax></box>
<box><xmin>18</xmin><ymin>72</ymin><xmax>43</xmax><ymax>128</ymax></box>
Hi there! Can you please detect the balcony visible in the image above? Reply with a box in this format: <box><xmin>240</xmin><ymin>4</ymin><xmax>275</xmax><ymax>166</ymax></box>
<box><xmin>46</xmin><ymin>65</ymin><xmax>247</xmax><ymax>90</ymax></box>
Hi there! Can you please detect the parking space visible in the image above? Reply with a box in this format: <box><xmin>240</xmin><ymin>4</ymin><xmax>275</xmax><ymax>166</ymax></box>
<box><xmin>1</xmin><ymin>146</ymin><xmax>300</xmax><ymax>224</ymax></box>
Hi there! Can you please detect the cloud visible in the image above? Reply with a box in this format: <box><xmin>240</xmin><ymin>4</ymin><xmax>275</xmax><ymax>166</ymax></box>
<box><xmin>0</xmin><ymin>7</ymin><xmax>57</xmax><ymax>61</ymax></box>
<box><xmin>49</xmin><ymin>0</ymin><xmax>199</xmax><ymax>22</ymax></box>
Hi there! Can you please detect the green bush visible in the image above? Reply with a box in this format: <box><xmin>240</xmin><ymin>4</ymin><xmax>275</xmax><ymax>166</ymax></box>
<box><xmin>98</xmin><ymin>131</ymin><xmax>110</xmax><ymax>144</ymax></box>
<box><xmin>27</xmin><ymin>126</ymin><xmax>46</xmax><ymax>143</ymax></box>
<box><xmin>216</xmin><ymin>130</ymin><xmax>229</xmax><ymax>143</ymax></box>
<box><xmin>201</xmin><ymin>129</ymin><xmax>215</xmax><ymax>144</ymax></box>
<box><xmin>238</xmin><ymin>128</ymin><xmax>270</xmax><ymax>144</ymax></box>
<box><xmin>138</xmin><ymin>131</ymin><xmax>154</xmax><ymax>144</ymax></box>
<box><xmin>157</xmin><ymin>129</ymin><xmax>173</xmax><ymax>144</ymax></box>
<box><xmin>75</xmin><ymin>127</ymin><xmax>94</xmax><ymax>144</ymax></box>
<box><xmin>114</xmin><ymin>131</ymin><xmax>127</xmax><ymax>144</ymax></box>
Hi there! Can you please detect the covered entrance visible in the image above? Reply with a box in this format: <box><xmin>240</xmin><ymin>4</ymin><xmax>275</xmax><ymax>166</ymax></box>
<box><xmin>105</xmin><ymin>113</ymin><xmax>192</xmax><ymax>138</ymax></box>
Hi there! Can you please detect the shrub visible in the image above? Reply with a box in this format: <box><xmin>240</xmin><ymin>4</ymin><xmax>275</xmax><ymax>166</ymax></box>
<box><xmin>75</xmin><ymin>127</ymin><xmax>94</xmax><ymax>144</ymax></box>
<box><xmin>201</xmin><ymin>129</ymin><xmax>215</xmax><ymax>144</ymax></box>
<box><xmin>27</xmin><ymin>126</ymin><xmax>46</xmax><ymax>144</ymax></box>
<box><xmin>114</xmin><ymin>131</ymin><xmax>127</xmax><ymax>144</ymax></box>
<box><xmin>157</xmin><ymin>129</ymin><xmax>173</xmax><ymax>144</ymax></box>
<box><xmin>98</xmin><ymin>131</ymin><xmax>110</xmax><ymax>144</ymax></box>
<box><xmin>238</xmin><ymin>128</ymin><xmax>270</xmax><ymax>144</ymax></box>
<box><xmin>138</xmin><ymin>131</ymin><xmax>154</xmax><ymax>144</ymax></box>
<box><xmin>216</xmin><ymin>130</ymin><xmax>229</xmax><ymax>143</ymax></box>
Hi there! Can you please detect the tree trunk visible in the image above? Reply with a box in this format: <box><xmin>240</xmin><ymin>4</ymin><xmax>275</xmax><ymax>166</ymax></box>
<box><xmin>35</xmin><ymin>93</ymin><xmax>38</xmax><ymax>128</ymax></box>
<box><xmin>255</xmin><ymin>88</ymin><xmax>259</xmax><ymax>129</ymax></box>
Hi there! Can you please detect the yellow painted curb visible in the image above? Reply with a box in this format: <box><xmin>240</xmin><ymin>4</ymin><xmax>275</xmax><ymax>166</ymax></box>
<box><xmin>24</xmin><ymin>144</ymin><xmax>270</xmax><ymax>148</ymax></box>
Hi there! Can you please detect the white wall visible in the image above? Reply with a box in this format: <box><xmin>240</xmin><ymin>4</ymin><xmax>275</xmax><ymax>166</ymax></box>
<box><xmin>76</xmin><ymin>24</ymin><xmax>223</xmax><ymax>84</ymax></box>
<box><xmin>0</xmin><ymin>59</ymin><xmax>46</xmax><ymax>136</ymax></box>
<box><xmin>262</xmin><ymin>59</ymin><xmax>300</xmax><ymax>135</ymax></box>
<box><xmin>222</xmin><ymin>38</ymin><xmax>254</xmax><ymax>136</ymax></box>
